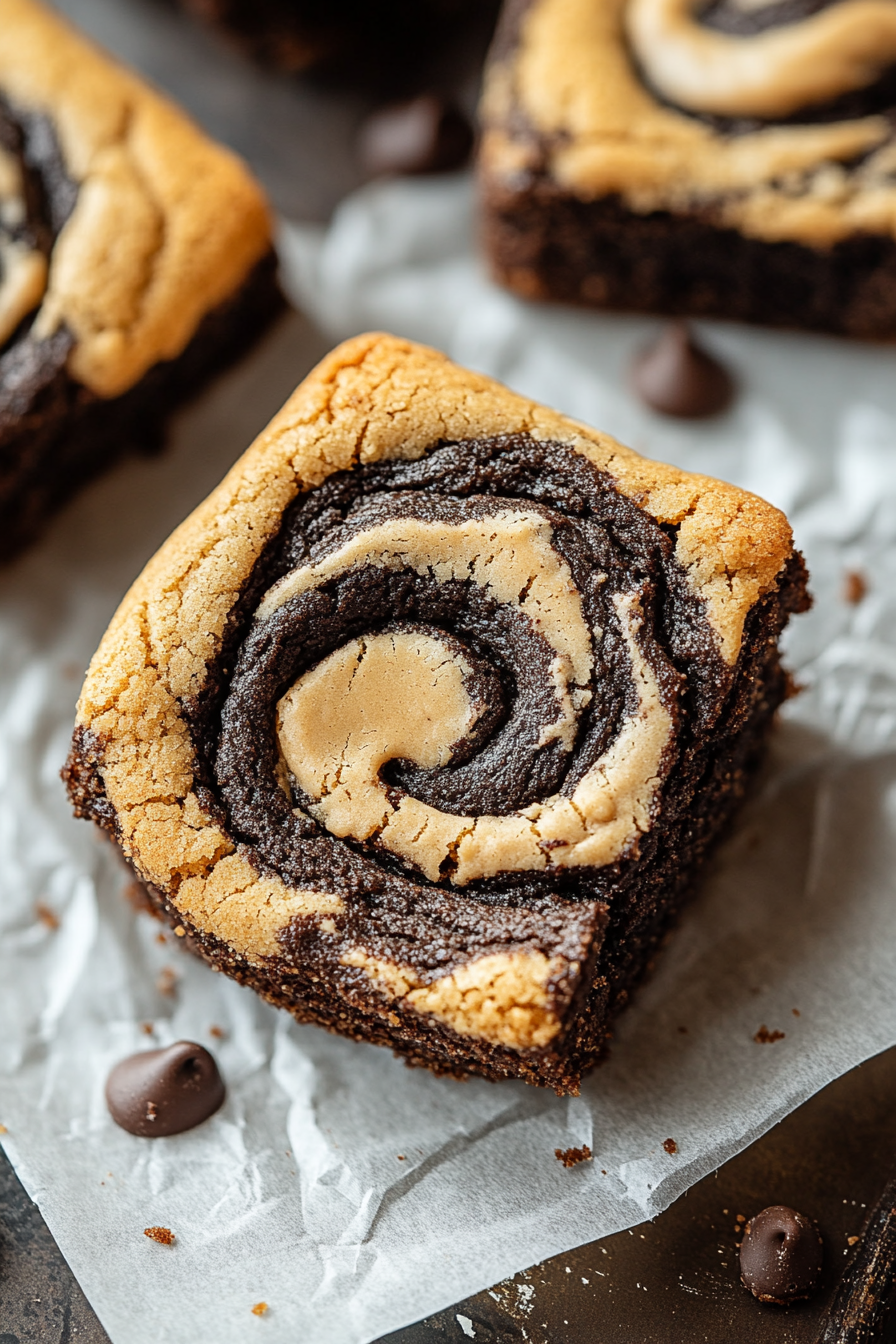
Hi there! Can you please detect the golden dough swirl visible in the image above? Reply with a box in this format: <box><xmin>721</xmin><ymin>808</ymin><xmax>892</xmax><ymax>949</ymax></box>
<box><xmin>626</xmin><ymin>0</ymin><xmax>896</xmax><ymax>119</ymax></box>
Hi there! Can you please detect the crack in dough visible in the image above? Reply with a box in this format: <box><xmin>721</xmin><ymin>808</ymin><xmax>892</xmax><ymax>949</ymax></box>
<box><xmin>627</xmin><ymin>0</ymin><xmax>896</xmax><ymax>120</ymax></box>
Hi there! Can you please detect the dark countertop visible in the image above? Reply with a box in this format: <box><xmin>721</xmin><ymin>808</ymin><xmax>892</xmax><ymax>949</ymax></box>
<box><xmin>5</xmin><ymin>1044</ymin><xmax>896</xmax><ymax>1342</ymax></box>
<box><xmin>2</xmin><ymin>3</ymin><xmax>894</xmax><ymax>1340</ymax></box>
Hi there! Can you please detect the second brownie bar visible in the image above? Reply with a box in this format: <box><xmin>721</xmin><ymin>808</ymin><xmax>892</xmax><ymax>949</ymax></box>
<box><xmin>480</xmin><ymin>0</ymin><xmax>896</xmax><ymax>337</ymax></box>
<box><xmin>0</xmin><ymin>0</ymin><xmax>283</xmax><ymax>563</ymax></box>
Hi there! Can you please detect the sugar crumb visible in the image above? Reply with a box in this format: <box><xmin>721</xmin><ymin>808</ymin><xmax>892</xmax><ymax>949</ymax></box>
<box><xmin>843</xmin><ymin>570</ymin><xmax>867</xmax><ymax>604</ymax></box>
<box><xmin>754</xmin><ymin>1025</ymin><xmax>785</xmax><ymax>1044</ymax></box>
<box><xmin>251</xmin><ymin>1302</ymin><xmax>269</xmax><ymax>1316</ymax></box>
<box><xmin>156</xmin><ymin>967</ymin><xmax>178</xmax><ymax>997</ymax></box>
<box><xmin>663</xmin><ymin>1138</ymin><xmax>678</xmax><ymax>1155</ymax></box>
<box><xmin>144</xmin><ymin>1226</ymin><xmax>175</xmax><ymax>1245</ymax></box>
<box><xmin>35</xmin><ymin>901</ymin><xmax>59</xmax><ymax>930</ymax></box>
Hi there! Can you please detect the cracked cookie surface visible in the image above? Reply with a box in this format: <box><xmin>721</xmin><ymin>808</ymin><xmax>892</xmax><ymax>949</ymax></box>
<box><xmin>65</xmin><ymin>333</ymin><xmax>806</xmax><ymax>1090</ymax></box>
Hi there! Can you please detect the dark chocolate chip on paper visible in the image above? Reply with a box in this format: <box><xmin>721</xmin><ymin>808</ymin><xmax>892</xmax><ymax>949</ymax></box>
<box><xmin>630</xmin><ymin>321</ymin><xmax>735</xmax><ymax>419</ymax></box>
<box><xmin>106</xmin><ymin>1041</ymin><xmax>225</xmax><ymax>1137</ymax></box>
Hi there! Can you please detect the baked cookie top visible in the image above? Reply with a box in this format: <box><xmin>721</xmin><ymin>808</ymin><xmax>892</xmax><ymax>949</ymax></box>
<box><xmin>0</xmin><ymin>0</ymin><xmax>272</xmax><ymax>398</ymax></box>
<box><xmin>70</xmin><ymin>333</ymin><xmax>794</xmax><ymax>1052</ymax></box>
<box><xmin>481</xmin><ymin>0</ymin><xmax>896</xmax><ymax>248</ymax></box>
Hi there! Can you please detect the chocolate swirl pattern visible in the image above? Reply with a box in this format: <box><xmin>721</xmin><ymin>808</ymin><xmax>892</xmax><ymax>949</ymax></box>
<box><xmin>214</xmin><ymin>443</ymin><xmax>686</xmax><ymax>898</ymax></box>
<box><xmin>66</xmin><ymin>336</ymin><xmax>807</xmax><ymax>1091</ymax></box>
<box><xmin>627</xmin><ymin>0</ymin><xmax>896</xmax><ymax>118</ymax></box>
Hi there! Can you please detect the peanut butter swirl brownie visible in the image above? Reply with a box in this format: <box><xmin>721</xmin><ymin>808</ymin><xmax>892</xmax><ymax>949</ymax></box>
<box><xmin>481</xmin><ymin>0</ymin><xmax>896</xmax><ymax>336</ymax></box>
<box><xmin>0</xmin><ymin>0</ymin><xmax>281</xmax><ymax>562</ymax></box>
<box><xmin>64</xmin><ymin>334</ymin><xmax>808</xmax><ymax>1092</ymax></box>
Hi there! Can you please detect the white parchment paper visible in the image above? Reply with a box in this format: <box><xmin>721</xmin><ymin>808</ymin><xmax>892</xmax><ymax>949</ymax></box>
<box><xmin>5</xmin><ymin>173</ymin><xmax>896</xmax><ymax>1344</ymax></box>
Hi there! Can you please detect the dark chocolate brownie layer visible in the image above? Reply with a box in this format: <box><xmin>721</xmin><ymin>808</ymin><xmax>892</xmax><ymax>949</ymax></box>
<box><xmin>483</xmin><ymin>187</ymin><xmax>896</xmax><ymax>337</ymax></box>
<box><xmin>66</xmin><ymin>432</ymin><xmax>809</xmax><ymax>1091</ymax></box>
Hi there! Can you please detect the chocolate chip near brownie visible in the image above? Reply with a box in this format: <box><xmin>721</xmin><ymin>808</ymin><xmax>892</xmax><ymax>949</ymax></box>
<box><xmin>0</xmin><ymin>0</ymin><xmax>282</xmax><ymax>563</ymax></box>
<box><xmin>63</xmin><ymin>332</ymin><xmax>808</xmax><ymax>1094</ymax></box>
<box><xmin>480</xmin><ymin>0</ymin><xmax>896</xmax><ymax>336</ymax></box>
<box><xmin>106</xmin><ymin>1042</ymin><xmax>225</xmax><ymax>1137</ymax></box>
<box><xmin>739</xmin><ymin>1205</ymin><xmax>824</xmax><ymax>1305</ymax></box>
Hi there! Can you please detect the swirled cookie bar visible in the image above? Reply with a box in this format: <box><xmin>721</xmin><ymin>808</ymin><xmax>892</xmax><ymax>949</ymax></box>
<box><xmin>0</xmin><ymin>0</ymin><xmax>281</xmax><ymax>563</ymax></box>
<box><xmin>63</xmin><ymin>333</ymin><xmax>808</xmax><ymax>1092</ymax></box>
<box><xmin>481</xmin><ymin>0</ymin><xmax>896</xmax><ymax>336</ymax></box>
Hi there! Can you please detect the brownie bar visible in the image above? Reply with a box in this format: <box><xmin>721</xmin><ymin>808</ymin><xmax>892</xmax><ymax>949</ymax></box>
<box><xmin>0</xmin><ymin>0</ymin><xmax>279</xmax><ymax>561</ymax></box>
<box><xmin>64</xmin><ymin>334</ymin><xmax>808</xmax><ymax>1093</ymax></box>
<box><xmin>480</xmin><ymin>0</ymin><xmax>896</xmax><ymax>335</ymax></box>
<box><xmin>174</xmin><ymin>0</ymin><xmax>494</xmax><ymax>78</ymax></box>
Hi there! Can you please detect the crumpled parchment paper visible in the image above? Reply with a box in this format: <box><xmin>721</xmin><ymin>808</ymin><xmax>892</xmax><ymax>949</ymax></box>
<box><xmin>4</xmin><ymin>171</ymin><xmax>896</xmax><ymax>1344</ymax></box>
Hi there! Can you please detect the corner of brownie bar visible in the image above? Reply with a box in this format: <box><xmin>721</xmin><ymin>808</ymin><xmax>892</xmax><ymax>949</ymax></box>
<box><xmin>63</xmin><ymin>332</ymin><xmax>808</xmax><ymax>1092</ymax></box>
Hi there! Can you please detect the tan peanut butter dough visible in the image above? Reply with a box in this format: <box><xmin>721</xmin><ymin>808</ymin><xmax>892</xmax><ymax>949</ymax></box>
<box><xmin>0</xmin><ymin>0</ymin><xmax>272</xmax><ymax>397</ymax></box>
<box><xmin>73</xmin><ymin>333</ymin><xmax>792</xmax><ymax>1050</ymax></box>
<box><xmin>481</xmin><ymin>0</ymin><xmax>896</xmax><ymax>250</ymax></box>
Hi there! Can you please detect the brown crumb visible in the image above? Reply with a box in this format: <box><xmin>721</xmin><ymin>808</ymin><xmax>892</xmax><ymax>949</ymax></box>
<box><xmin>155</xmin><ymin>932</ymin><xmax>167</xmax><ymax>945</ymax></box>
<box><xmin>397</xmin><ymin>1154</ymin><xmax>406</xmax><ymax>1161</ymax></box>
<box><xmin>35</xmin><ymin>901</ymin><xmax>59</xmax><ymax>930</ymax></box>
<box><xmin>174</xmin><ymin>926</ymin><xmax>186</xmax><ymax>938</ymax></box>
<box><xmin>848</xmin><ymin>1235</ymin><xmax>860</xmax><ymax>1246</ymax></box>
<box><xmin>140</xmin><ymin>1022</ymin><xmax>154</xmax><ymax>1035</ymax></box>
<box><xmin>792</xmin><ymin>1008</ymin><xmax>801</xmax><ymax>1017</ymax></box>
<box><xmin>555</xmin><ymin>1144</ymin><xmax>592</xmax><ymax>1168</ymax></box>
<box><xmin>736</xmin><ymin>1213</ymin><xmax>746</xmax><ymax>1223</ymax></box>
<box><xmin>601</xmin><ymin>1169</ymin><xmax>607</xmax><ymax>1175</ymax></box>
<box><xmin>663</xmin><ymin>1138</ymin><xmax>678</xmax><ymax>1155</ymax></box>
<box><xmin>754</xmin><ymin>1025</ymin><xmax>785</xmax><ymax>1044</ymax></box>
<box><xmin>209</xmin><ymin>1025</ymin><xmax>226</xmax><ymax>1040</ymax></box>
<box><xmin>251</xmin><ymin>1302</ymin><xmax>269</xmax><ymax>1316</ymax></box>
<box><xmin>843</xmin><ymin>570</ymin><xmax>867</xmax><ymax>604</ymax></box>
<box><xmin>156</xmin><ymin>967</ymin><xmax>178</xmax><ymax>997</ymax></box>
<box><xmin>144</xmin><ymin>1226</ymin><xmax>175</xmax><ymax>1245</ymax></box>
<box><xmin>124</xmin><ymin>881</ymin><xmax>156</xmax><ymax>916</ymax></box>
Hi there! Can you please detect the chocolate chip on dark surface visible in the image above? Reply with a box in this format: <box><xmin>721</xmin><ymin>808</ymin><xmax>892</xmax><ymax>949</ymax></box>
<box><xmin>358</xmin><ymin>95</ymin><xmax>474</xmax><ymax>177</ymax></box>
<box><xmin>630</xmin><ymin>322</ymin><xmax>735</xmax><ymax>419</ymax></box>
<box><xmin>739</xmin><ymin>1205</ymin><xmax>823</xmax><ymax>1305</ymax></box>
<box><xmin>106</xmin><ymin>1042</ymin><xmax>225</xmax><ymax>1137</ymax></box>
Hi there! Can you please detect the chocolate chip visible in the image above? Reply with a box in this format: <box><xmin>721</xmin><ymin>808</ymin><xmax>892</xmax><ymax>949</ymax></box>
<box><xmin>106</xmin><ymin>1041</ymin><xmax>225</xmax><ymax>1137</ymax></box>
<box><xmin>739</xmin><ymin>1205</ymin><xmax>823</xmax><ymax>1305</ymax></box>
<box><xmin>630</xmin><ymin>322</ymin><xmax>735</xmax><ymax>419</ymax></box>
<box><xmin>358</xmin><ymin>96</ymin><xmax>473</xmax><ymax>177</ymax></box>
